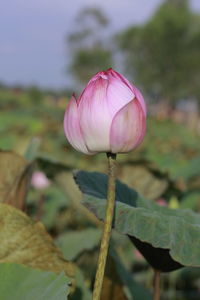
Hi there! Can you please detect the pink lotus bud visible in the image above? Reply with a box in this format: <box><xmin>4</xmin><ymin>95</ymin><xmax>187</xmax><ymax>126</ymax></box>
<box><xmin>31</xmin><ymin>171</ymin><xmax>50</xmax><ymax>190</ymax></box>
<box><xmin>64</xmin><ymin>68</ymin><xmax>146</xmax><ymax>154</ymax></box>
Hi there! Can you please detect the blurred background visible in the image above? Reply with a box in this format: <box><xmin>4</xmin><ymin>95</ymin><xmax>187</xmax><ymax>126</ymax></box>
<box><xmin>1</xmin><ymin>0</ymin><xmax>200</xmax><ymax>299</ymax></box>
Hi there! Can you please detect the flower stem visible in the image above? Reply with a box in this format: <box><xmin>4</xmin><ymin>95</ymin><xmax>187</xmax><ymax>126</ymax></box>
<box><xmin>92</xmin><ymin>152</ymin><xmax>117</xmax><ymax>300</ymax></box>
<box><xmin>153</xmin><ymin>269</ymin><xmax>161</xmax><ymax>300</ymax></box>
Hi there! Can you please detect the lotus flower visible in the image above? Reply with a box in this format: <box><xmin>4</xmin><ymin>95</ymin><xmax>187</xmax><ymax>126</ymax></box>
<box><xmin>64</xmin><ymin>68</ymin><xmax>146</xmax><ymax>154</ymax></box>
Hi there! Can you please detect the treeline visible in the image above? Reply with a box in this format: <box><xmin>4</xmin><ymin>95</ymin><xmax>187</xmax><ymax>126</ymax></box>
<box><xmin>0</xmin><ymin>83</ymin><xmax>73</xmax><ymax>99</ymax></box>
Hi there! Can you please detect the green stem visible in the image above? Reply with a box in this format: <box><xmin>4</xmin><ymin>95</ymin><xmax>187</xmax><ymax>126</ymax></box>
<box><xmin>92</xmin><ymin>152</ymin><xmax>117</xmax><ymax>300</ymax></box>
<box><xmin>153</xmin><ymin>269</ymin><xmax>161</xmax><ymax>300</ymax></box>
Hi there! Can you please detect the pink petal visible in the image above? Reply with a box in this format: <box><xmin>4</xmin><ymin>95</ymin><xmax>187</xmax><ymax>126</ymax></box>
<box><xmin>108</xmin><ymin>69</ymin><xmax>147</xmax><ymax>116</ymax></box>
<box><xmin>86</xmin><ymin>70</ymin><xmax>109</xmax><ymax>84</ymax></box>
<box><xmin>108</xmin><ymin>68</ymin><xmax>133</xmax><ymax>90</ymax></box>
<box><xmin>78</xmin><ymin>77</ymin><xmax>113</xmax><ymax>152</ymax></box>
<box><xmin>63</xmin><ymin>96</ymin><xmax>93</xmax><ymax>154</ymax></box>
<box><xmin>110</xmin><ymin>99</ymin><xmax>146</xmax><ymax>153</ymax></box>
<box><xmin>132</xmin><ymin>86</ymin><xmax>147</xmax><ymax>116</ymax></box>
<box><xmin>106</xmin><ymin>75</ymin><xmax>135</xmax><ymax>116</ymax></box>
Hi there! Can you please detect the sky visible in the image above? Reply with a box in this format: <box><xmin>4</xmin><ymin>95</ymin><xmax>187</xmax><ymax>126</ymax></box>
<box><xmin>0</xmin><ymin>0</ymin><xmax>200</xmax><ymax>89</ymax></box>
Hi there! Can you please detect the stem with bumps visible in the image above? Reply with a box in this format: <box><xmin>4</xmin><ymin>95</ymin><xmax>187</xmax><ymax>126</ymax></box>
<box><xmin>92</xmin><ymin>152</ymin><xmax>117</xmax><ymax>300</ymax></box>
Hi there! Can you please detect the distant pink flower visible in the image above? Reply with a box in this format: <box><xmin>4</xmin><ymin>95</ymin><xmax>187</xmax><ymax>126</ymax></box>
<box><xmin>134</xmin><ymin>249</ymin><xmax>144</xmax><ymax>261</ymax></box>
<box><xmin>31</xmin><ymin>171</ymin><xmax>50</xmax><ymax>190</ymax></box>
<box><xmin>156</xmin><ymin>198</ymin><xmax>168</xmax><ymax>206</ymax></box>
<box><xmin>64</xmin><ymin>68</ymin><xmax>146</xmax><ymax>154</ymax></box>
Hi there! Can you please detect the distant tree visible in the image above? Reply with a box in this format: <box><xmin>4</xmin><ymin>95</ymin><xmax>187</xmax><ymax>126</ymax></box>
<box><xmin>70</xmin><ymin>47</ymin><xmax>112</xmax><ymax>84</ymax></box>
<box><xmin>167</xmin><ymin>0</ymin><xmax>188</xmax><ymax>8</ymax></box>
<box><xmin>67</xmin><ymin>7</ymin><xmax>113</xmax><ymax>86</ymax></box>
<box><xmin>117</xmin><ymin>0</ymin><xmax>200</xmax><ymax>104</ymax></box>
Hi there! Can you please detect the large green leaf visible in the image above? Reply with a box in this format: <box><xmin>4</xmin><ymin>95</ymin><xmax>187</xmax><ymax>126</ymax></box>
<box><xmin>0</xmin><ymin>263</ymin><xmax>70</xmax><ymax>300</ymax></box>
<box><xmin>74</xmin><ymin>171</ymin><xmax>200</xmax><ymax>270</ymax></box>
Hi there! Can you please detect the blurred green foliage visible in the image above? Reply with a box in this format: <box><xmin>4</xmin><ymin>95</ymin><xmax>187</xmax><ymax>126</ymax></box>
<box><xmin>71</xmin><ymin>47</ymin><xmax>113</xmax><ymax>84</ymax></box>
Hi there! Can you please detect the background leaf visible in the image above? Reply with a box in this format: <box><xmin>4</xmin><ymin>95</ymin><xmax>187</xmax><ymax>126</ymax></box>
<box><xmin>57</xmin><ymin>228</ymin><xmax>102</xmax><ymax>261</ymax></box>
<box><xmin>100</xmin><ymin>254</ymin><xmax>129</xmax><ymax>300</ymax></box>
<box><xmin>110</xmin><ymin>246</ymin><xmax>152</xmax><ymax>300</ymax></box>
<box><xmin>70</xmin><ymin>267</ymin><xmax>92</xmax><ymax>300</ymax></box>
<box><xmin>118</xmin><ymin>163</ymin><xmax>168</xmax><ymax>200</ymax></box>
